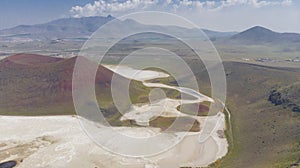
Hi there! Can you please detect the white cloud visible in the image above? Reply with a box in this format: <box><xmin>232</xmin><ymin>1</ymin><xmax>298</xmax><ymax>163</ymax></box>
<box><xmin>214</xmin><ymin>0</ymin><xmax>293</xmax><ymax>10</ymax></box>
<box><xmin>281</xmin><ymin>0</ymin><xmax>293</xmax><ymax>6</ymax></box>
<box><xmin>70</xmin><ymin>0</ymin><xmax>158</xmax><ymax>18</ymax></box>
<box><xmin>70</xmin><ymin>0</ymin><xmax>293</xmax><ymax>17</ymax></box>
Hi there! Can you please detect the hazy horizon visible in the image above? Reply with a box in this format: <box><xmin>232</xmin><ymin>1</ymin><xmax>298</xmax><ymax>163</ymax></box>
<box><xmin>0</xmin><ymin>0</ymin><xmax>299</xmax><ymax>33</ymax></box>
<box><xmin>0</xmin><ymin>14</ymin><xmax>298</xmax><ymax>34</ymax></box>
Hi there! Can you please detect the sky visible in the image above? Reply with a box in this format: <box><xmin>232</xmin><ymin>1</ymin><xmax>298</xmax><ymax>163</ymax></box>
<box><xmin>0</xmin><ymin>0</ymin><xmax>299</xmax><ymax>33</ymax></box>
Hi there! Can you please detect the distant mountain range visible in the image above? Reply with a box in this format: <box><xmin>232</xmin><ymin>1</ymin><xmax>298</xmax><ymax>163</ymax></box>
<box><xmin>0</xmin><ymin>15</ymin><xmax>115</xmax><ymax>41</ymax></box>
<box><xmin>0</xmin><ymin>16</ymin><xmax>300</xmax><ymax>44</ymax></box>
<box><xmin>0</xmin><ymin>15</ymin><xmax>236</xmax><ymax>41</ymax></box>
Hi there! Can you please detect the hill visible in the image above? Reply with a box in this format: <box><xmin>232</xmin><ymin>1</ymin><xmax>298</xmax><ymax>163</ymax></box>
<box><xmin>0</xmin><ymin>54</ymin><xmax>148</xmax><ymax>123</ymax></box>
<box><xmin>231</xmin><ymin>26</ymin><xmax>300</xmax><ymax>44</ymax></box>
<box><xmin>0</xmin><ymin>54</ymin><xmax>200</xmax><ymax>131</ymax></box>
<box><xmin>202</xmin><ymin>62</ymin><xmax>300</xmax><ymax>168</ymax></box>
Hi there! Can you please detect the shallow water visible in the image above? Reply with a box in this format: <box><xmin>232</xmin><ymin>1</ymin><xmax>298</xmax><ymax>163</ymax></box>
<box><xmin>0</xmin><ymin>161</ymin><xmax>17</xmax><ymax>168</ymax></box>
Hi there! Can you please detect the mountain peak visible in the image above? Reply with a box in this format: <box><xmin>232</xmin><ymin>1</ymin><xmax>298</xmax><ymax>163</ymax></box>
<box><xmin>107</xmin><ymin>14</ymin><xmax>113</xmax><ymax>18</ymax></box>
<box><xmin>249</xmin><ymin>26</ymin><xmax>271</xmax><ymax>30</ymax></box>
<box><xmin>231</xmin><ymin>25</ymin><xmax>300</xmax><ymax>43</ymax></box>
<box><xmin>245</xmin><ymin>26</ymin><xmax>274</xmax><ymax>33</ymax></box>
<box><xmin>231</xmin><ymin>26</ymin><xmax>278</xmax><ymax>43</ymax></box>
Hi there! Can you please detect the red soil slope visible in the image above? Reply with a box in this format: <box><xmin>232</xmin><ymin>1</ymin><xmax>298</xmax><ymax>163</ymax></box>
<box><xmin>0</xmin><ymin>54</ymin><xmax>119</xmax><ymax>115</ymax></box>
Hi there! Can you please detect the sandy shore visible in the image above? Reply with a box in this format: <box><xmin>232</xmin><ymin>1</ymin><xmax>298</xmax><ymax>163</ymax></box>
<box><xmin>103</xmin><ymin>65</ymin><xmax>170</xmax><ymax>81</ymax></box>
<box><xmin>0</xmin><ymin>65</ymin><xmax>228</xmax><ymax>167</ymax></box>
<box><xmin>0</xmin><ymin>114</ymin><xmax>227</xmax><ymax>168</ymax></box>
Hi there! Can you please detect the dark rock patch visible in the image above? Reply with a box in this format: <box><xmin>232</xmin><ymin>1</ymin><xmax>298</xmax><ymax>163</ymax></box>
<box><xmin>268</xmin><ymin>90</ymin><xmax>300</xmax><ymax>113</ymax></box>
<box><xmin>268</xmin><ymin>90</ymin><xmax>287</xmax><ymax>106</ymax></box>
<box><xmin>0</xmin><ymin>161</ymin><xmax>17</xmax><ymax>168</ymax></box>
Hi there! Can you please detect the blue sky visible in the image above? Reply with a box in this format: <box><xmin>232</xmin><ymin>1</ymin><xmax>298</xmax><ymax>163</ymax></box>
<box><xmin>0</xmin><ymin>0</ymin><xmax>299</xmax><ymax>32</ymax></box>
<box><xmin>0</xmin><ymin>0</ymin><xmax>94</xmax><ymax>29</ymax></box>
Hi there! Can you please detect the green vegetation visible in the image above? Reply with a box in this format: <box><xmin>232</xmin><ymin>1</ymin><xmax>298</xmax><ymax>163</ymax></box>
<box><xmin>149</xmin><ymin>116</ymin><xmax>200</xmax><ymax>132</ymax></box>
<box><xmin>206</xmin><ymin>62</ymin><xmax>300</xmax><ymax>168</ymax></box>
<box><xmin>176</xmin><ymin>102</ymin><xmax>211</xmax><ymax>116</ymax></box>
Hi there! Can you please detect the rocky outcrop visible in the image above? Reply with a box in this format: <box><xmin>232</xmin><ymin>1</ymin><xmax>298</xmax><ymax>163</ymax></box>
<box><xmin>268</xmin><ymin>90</ymin><xmax>300</xmax><ymax>113</ymax></box>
